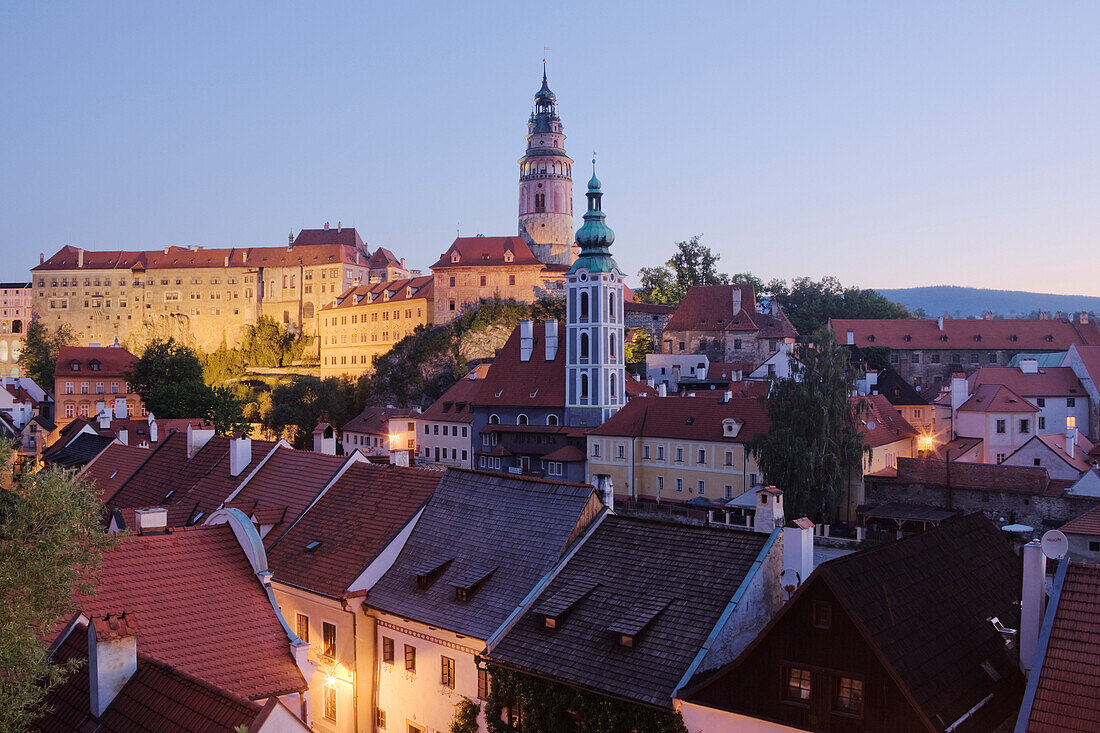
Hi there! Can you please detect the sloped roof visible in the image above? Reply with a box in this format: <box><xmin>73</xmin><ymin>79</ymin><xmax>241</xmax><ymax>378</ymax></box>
<box><xmin>1019</xmin><ymin>562</ymin><xmax>1100</xmax><ymax>733</ymax></box>
<box><xmin>588</xmin><ymin>395</ymin><xmax>769</xmax><ymax>444</ymax></box>
<box><xmin>487</xmin><ymin>515</ymin><xmax>770</xmax><ymax>708</ymax></box>
<box><xmin>624</xmin><ymin>301</ymin><xmax>676</xmax><ymax>315</ymax></box>
<box><xmin>476</xmin><ymin>321</ymin><xmax>567</xmax><ymax>409</ymax></box>
<box><xmin>54</xmin><ymin>346</ymin><xmax>137</xmax><ymax>377</ymax></box>
<box><xmin>430</xmin><ymin>236</ymin><xmax>544</xmax><ymax>269</ymax></box>
<box><xmin>342</xmin><ymin>406</ymin><xmax>420</xmax><ymax>435</ymax></box>
<box><xmin>367</xmin><ymin>246</ymin><xmax>401</xmax><ymax>268</ymax></box>
<box><xmin>831</xmin><ymin>317</ymin><xmax>1100</xmax><ymax>351</ymax></box>
<box><xmin>42</xmin><ymin>432</ymin><xmax>115</xmax><ymax>468</ymax></box>
<box><xmin>958</xmin><ymin>384</ymin><xmax>1039</xmax><ymax>413</ymax></box>
<box><xmin>969</xmin><ymin>366</ymin><xmax>1085</xmax><ymax>398</ymax></box>
<box><xmin>92</xmin><ymin>418</ymin><xmax>211</xmax><ymax>446</ymax></box>
<box><xmin>858</xmin><ymin>393</ymin><xmax>919</xmax><ymax>449</ymax></box>
<box><xmin>291</xmin><ymin>226</ymin><xmax>365</xmax><ymax>249</ymax></box>
<box><xmin>72</xmin><ymin>524</ymin><xmax>305</xmax><ymax>701</ymax></box>
<box><xmin>1030</xmin><ymin>434</ymin><xmax>1094</xmax><ymax>472</ymax></box>
<box><xmin>35</xmin><ymin>239</ymin><xmax>370</xmax><ymax>272</ymax></box>
<box><xmin>877</xmin><ymin>457</ymin><xmax>1055</xmax><ymax>496</ymax></box>
<box><xmin>419</xmin><ymin>365</ymin><xmax>491</xmax><ymax>423</ymax></box>
<box><xmin>36</xmin><ymin>623</ymin><xmax>263</xmax><ymax>732</ymax></box>
<box><xmin>664</xmin><ymin>284</ymin><xmax>758</xmax><ymax>333</ymax></box>
<box><xmin>1060</xmin><ymin>504</ymin><xmax>1100</xmax><ymax>536</ymax></box>
<box><xmin>367</xmin><ymin>470</ymin><xmax>598</xmax><ymax>639</ymax></box>
<box><xmin>1069</xmin><ymin>344</ymin><xmax>1100</xmax><ymax>386</ymax></box>
<box><xmin>323</xmin><ymin>276</ymin><xmax>434</xmax><ymax>312</ymax></box>
<box><xmin>266</xmin><ymin>461</ymin><xmax>442</xmax><ymax>598</ymax></box>
<box><xmin>871</xmin><ymin>368</ymin><xmax>930</xmax><ymax>406</ymax></box>
<box><xmin>79</xmin><ymin>442</ymin><xmax>151</xmax><ymax>504</ymax></box>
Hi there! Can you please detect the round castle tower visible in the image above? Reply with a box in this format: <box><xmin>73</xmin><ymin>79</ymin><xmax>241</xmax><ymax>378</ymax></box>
<box><xmin>518</xmin><ymin>65</ymin><xmax>575</xmax><ymax>266</ymax></box>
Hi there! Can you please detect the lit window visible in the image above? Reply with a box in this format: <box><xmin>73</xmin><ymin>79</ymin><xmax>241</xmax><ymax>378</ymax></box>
<box><xmin>833</xmin><ymin>677</ymin><xmax>863</xmax><ymax>716</ymax></box>
<box><xmin>785</xmin><ymin>667</ymin><xmax>811</xmax><ymax>704</ymax></box>
<box><xmin>322</xmin><ymin>622</ymin><xmax>336</xmax><ymax>659</ymax></box>
<box><xmin>441</xmin><ymin>656</ymin><xmax>455</xmax><ymax>688</ymax></box>
<box><xmin>295</xmin><ymin>613</ymin><xmax>309</xmax><ymax>642</ymax></box>
<box><xmin>324</xmin><ymin>686</ymin><xmax>337</xmax><ymax>722</ymax></box>
<box><xmin>1068</xmin><ymin>416</ymin><xmax>1077</xmax><ymax>429</ymax></box>
<box><xmin>405</xmin><ymin>644</ymin><xmax>416</xmax><ymax>672</ymax></box>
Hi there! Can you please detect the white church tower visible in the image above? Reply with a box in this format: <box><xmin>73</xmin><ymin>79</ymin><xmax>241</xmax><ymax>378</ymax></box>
<box><xmin>565</xmin><ymin>161</ymin><xmax>625</xmax><ymax>428</ymax></box>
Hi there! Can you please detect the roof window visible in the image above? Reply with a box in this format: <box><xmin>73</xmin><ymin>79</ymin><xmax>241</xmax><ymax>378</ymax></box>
<box><xmin>69</xmin><ymin>360</ymin><xmax>80</xmax><ymax>372</ymax></box>
<box><xmin>414</xmin><ymin>557</ymin><xmax>454</xmax><ymax>589</ymax></box>
<box><xmin>451</xmin><ymin>563</ymin><xmax>497</xmax><ymax>603</ymax></box>
<box><xmin>89</xmin><ymin>360</ymin><xmax>101</xmax><ymax>371</ymax></box>
<box><xmin>305</xmin><ymin>540</ymin><xmax>322</xmax><ymax>553</ymax></box>
<box><xmin>533</xmin><ymin>581</ymin><xmax>598</xmax><ymax>629</ymax></box>
<box><xmin>607</xmin><ymin>595</ymin><xmax>672</xmax><ymax>647</ymax></box>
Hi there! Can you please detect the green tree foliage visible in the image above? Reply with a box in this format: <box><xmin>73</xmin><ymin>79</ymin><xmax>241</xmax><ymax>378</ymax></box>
<box><xmin>635</xmin><ymin>235</ymin><xmax>729</xmax><ymax>304</ymax></box>
<box><xmin>862</xmin><ymin>345</ymin><xmax>893</xmax><ymax>373</ymax></box>
<box><xmin>240</xmin><ymin>316</ymin><xmax>311</xmax><ymax>368</ymax></box>
<box><xmin>127</xmin><ymin>339</ymin><xmax>247</xmax><ymax>434</ymax></box>
<box><xmin>624</xmin><ymin>328</ymin><xmax>655</xmax><ymax>364</ymax></box>
<box><xmin>264</xmin><ymin>376</ymin><xmax>358</xmax><ymax>448</ymax></box>
<box><xmin>0</xmin><ymin>445</ymin><xmax>115</xmax><ymax>731</ymax></box>
<box><xmin>201</xmin><ymin>338</ymin><xmax>247</xmax><ymax>385</ymax></box>
<box><xmin>17</xmin><ymin>320</ymin><xmax>74</xmax><ymax>387</ymax></box>
<box><xmin>449</xmin><ymin>697</ymin><xmax>480</xmax><ymax>733</ymax></box>
<box><xmin>768</xmin><ymin>276</ymin><xmax>911</xmax><ymax>336</ymax></box>
<box><xmin>749</xmin><ymin>331</ymin><xmax>868</xmax><ymax>523</ymax></box>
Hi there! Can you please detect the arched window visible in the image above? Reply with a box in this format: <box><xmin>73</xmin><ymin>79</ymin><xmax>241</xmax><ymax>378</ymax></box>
<box><xmin>547</xmin><ymin>414</ymin><xmax>559</xmax><ymax>426</ymax></box>
<box><xmin>489</xmin><ymin>414</ymin><xmax>500</xmax><ymax>424</ymax></box>
<box><xmin>610</xmin><ymin>374</ymin><xmax>618</xmax><ymax>401</ymax></box>
<box><xmin>580</xmin><ymin>332</ymin><xmax>590</xmax><ymax>359</ymax></box>
<box><xmin>579</xmin><ymin>291</ymin><xmax>589</xmax><ymax>319</ymax></box>
<box><xmin>609</xmin><ymin>333</ymin><xmax>616</xmax><ymax>360</ymax></box>
<box><xmin>580</xmin><ymin>373</ymin><xmax>589</xmax><ymax>400</ymax></box>
<box><xmin>609</xmin><ymin>293</ymin><xmax>616</xmax><ymax>319</ymax></box>
<box><xmin>517</xmin><ymin>414</ymin><xmax>529</xmax><ymax>425</ymax></box>
<box><xmin>11</xmin><ymin>319</ymin><xmax>21</xmax><ymax>334</ymax></box>
<box><xmin>535</xmin><ymin>193</ymin><xmax>546</xmax><ymax>213</ymax></box>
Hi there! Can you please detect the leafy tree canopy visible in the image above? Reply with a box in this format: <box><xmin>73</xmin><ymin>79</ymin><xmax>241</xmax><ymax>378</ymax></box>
<box><xmin>0</xmin><ymin>444</ymin><xmax>115</xmax><ymax>730</ymax></box>
<box><xmin>624</xmin><ymin>327</ymin><xmax>655</xmax><ymax>364</ymax></box>
<box><xmin>635</xmin><ymin>235</ymin><xmax>729</xmax><ymax>304</ymax></box>
<box><xmin>263</xmin><ymin>376</ymin><xmax>358</xmax><ymax>448</ymax></box>
<box><xmin>17</xmin><ymin>320</ymin><xmax>74</xmax><ymax>388</ymax></box>
<box><xmin>767</xmin><ymin>275</ymin><xmax>911</xmax><ymax>336</ymax></box>
<box><xmin>239</xmin><ymin>316</ymin><xmax>311</xmax><ymax>368</ymax></box>
<box><xmin>749</xmin><ymin>331</ymin><xmax>868</xmax><ymax>523</ymax></box>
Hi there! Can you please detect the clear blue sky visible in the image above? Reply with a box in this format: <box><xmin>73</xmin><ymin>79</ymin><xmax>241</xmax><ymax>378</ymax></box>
<box><xmin>2</xmin><ymin>2</ymin><xmax>1098</xmax><ymax>294</ymax></box>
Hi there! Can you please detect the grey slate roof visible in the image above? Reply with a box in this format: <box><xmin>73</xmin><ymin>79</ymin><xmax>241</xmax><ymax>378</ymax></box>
<box><xmin>486</xmin><ymin>515</ymin><xmax>771</xmax><ymax>709</ymax></box>
<box><xmin>43</xmin><ymin>433</ymin><xmax>115</xmax><ymax>468</ymax></box>
<box><xmin>366</xmin><ymin>469</ymin><xmax>598</xmax><ymax>640</ymax></box>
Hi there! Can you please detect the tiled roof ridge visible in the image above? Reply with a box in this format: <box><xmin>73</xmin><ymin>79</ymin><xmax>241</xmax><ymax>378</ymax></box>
<box><xmin>446</xmin><ymin>467</ymin><xmax>595</xmax><ymax>491</ymax></box>
<box><xmin>136</xmin><ymin>652</ymin><xmax>263</xmax><ymax>711</ymax></box>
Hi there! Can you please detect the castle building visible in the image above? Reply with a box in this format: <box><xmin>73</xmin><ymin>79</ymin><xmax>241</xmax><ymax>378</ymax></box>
<box><xmin>564</xmin><ymin>166</ymin><xmax>625</xmax><ymax>427</ymax></box>
<box><xmin>0</xmin><ymin>282</ymin><xmax>32</xmax><ymax>375</ymax></box>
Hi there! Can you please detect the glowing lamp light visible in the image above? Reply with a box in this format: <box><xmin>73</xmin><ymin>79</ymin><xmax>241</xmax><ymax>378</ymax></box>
<box><xmin>918</xmin><ymin>435</ymin><xmax>934</xmax><ymax>452</ymax></box>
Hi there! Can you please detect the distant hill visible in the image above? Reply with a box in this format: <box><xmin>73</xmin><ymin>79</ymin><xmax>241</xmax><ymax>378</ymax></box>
<box><xmin>875</xmin><ymin>286</ymin><xmax>1100</xmax><ymax>319</ymax></box>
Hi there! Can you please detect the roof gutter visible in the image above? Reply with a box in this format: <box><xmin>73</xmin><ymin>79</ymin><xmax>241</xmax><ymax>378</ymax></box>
<box><xmin>1014</xmin><ymin>557</ymin><xmax>1069</xmax><ymax>733</ymax></box>
<box><xmin>673</xmin><ymin>526</ymin><xmax>780</xmax><ymax>696</ymax></box>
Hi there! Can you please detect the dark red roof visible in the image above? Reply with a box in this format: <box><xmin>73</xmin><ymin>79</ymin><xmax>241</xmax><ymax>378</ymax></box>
<box><xmin>876</xmin><ymin>457</ymin><xmax>1056</xmax><ymax>496</ymax></box>
<box><xmin>419</xmin><ymin>365</ymin><xmax>490</xmax><ymax>422</ymax></box>
<box><xmin>342</xmin><ymin>406</ymin><xmax>420</xmax><ymax>435</ymax></box>
<box><xmin>367</xmin><ymin>246</ymin><xmax>401</xmax><ymax>268</ymax></box>
<box><xmin>969</xmin><ymin>366</ymin><xmax>1086</xmax><ymax>397</ymax></box>
<box><xmin>291</xmin><ymin>226</ymin><xmax>365</xmax><ymax>249</ymax></box>
<box><xmin>588</xmin><ymin>395</ymin><xmax>770</xmax><ymax>443</ymax></box>
<box><xmin>958</xmin><ymin>384</ymin><xmax>1039</xmax><ymax>413</ymax></box>
<box><xmin>266</xmin><ymin>461</ymin><xmax>442</xmax><ymax>597</ymax></box>
<box><xmin>429</xmin><ymin>237</ymin><xmax>544</xmax><ymax>269</ymax></box>
<box><xmin>831</xmin><ymin>317</ymin><xmax>1100</xmax><ymax>351</ymax></box>
<box><xmin>73</xmin><ymin>524</ymin><xmax>305</xmax><ymax>701</ymax></box>
<box><xmin>1021</xmin><ymin>562</ymin><xmax>1100</xmax><ymax>732</ymax></box>
<box><xmin>858</xmin><ymin>393</ymin><xmax>919</xmax><ymax>448</ymax></box>
<box><xmin>664</xmin><ymin>284</ymin><xmax>758</xmax><ymax>333</ymax></box>
<box><xmin>1061</xmin><ymin>504</ymin><xmax>1100</xmax><ymax>536</ymax></box>
<box><xmin>54</xmin><ymin>346</ymin><xmax>137</xmax><ymax>377</ymax></box>
<box><xmin>80</xmin><ymin>443</ymin><xmax>151</xmax><ymax>503</ymax></box>
<box><xmin>476</xmin><ymin>321</ymin><xmax>566</xmax><ymax>408</ymax></box>
<box><xmin>623</xmin><ymin>301</ymin><xmax>676</xmax><ymax>315</ymax></box>
<box><xmin>323</xmin><ymin>276</ymin><xmax>434</xmax><ymax>311</ymax></box>
<box><xmin>35</xmin><ymin>240</ymin><xmax>368</xmax><ymax>272</ymax></box>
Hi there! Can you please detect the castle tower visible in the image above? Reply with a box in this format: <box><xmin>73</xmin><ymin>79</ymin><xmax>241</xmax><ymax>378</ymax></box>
<box><xmin>518</xmin><ymin>64</ymin><xmax>575</xmax><ymax>266</ymax></box>
<box><xmin>565</xmin><ymin>163</ymin><xmax>625</xmax><ymax>428</ymax></box>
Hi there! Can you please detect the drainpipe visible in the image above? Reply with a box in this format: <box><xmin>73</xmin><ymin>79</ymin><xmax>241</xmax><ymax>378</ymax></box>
<box><xmin>630</xmin><ymin>436</ymin><xmax>636</xmax><ymax>502</ymax></box>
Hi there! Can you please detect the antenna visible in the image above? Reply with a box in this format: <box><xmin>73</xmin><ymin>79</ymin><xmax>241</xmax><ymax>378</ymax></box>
<box><xmin>1040</xmin><ymin>529</ymin><xmax>1069</xmax><ymax>560</ymax></box>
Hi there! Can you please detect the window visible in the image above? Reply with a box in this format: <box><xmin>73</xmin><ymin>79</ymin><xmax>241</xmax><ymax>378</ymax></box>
<box><xmin>65</xmin><ymin>404</ymin><xmax>74</xmax><ymax>418</ymax></box>
<box><xmin>509</xmin><ymin>274</ymin><xmax>516</xmax><ymax>286</ymax></box>
<box><xmin>377</xmin><ymin>708</ymin><xmax>386</xmax><ymax>729</ymax></box>
<box><xmin>996</xmin><ymin>419</ymin><xmax>1006</xmax><ymax>434</ymax></box>
<box><xmin>675</xmin><ymin>447</ymin><xmax>684</xmax><ymax>463</ymax></box>
<box><xmin>1090</xmin><ymin>541</ymin><xmax>1100</xmax><ymax>552</ymax></box>
<box><xmin>931</xmin><ymin>353</ymin><xmax>941</xmax><ymax>364</ymax></box>
<box><xmin>911</xmin><ymin>352</ymin><xmax>920</xmax><ymax>364</ymax></box>
<box><xmin>833</xmin><ymin>677</ymin><xmax>864</xmax><ymax>716</ymax></box>
<box><xmin>1068</xmin><ymin>397</ymin><xmax>1076</xmax><ymax>407</ymax></box>
<box><xmin>813</xmin><ymin>601</ymin><xmax>832</xmax><ymax>629</ymax></box>
<box><xmin>382</xmin><ymin>636</ymin><xmax>394</xmax><ymax>664</ymax></box>
<box><xmin>592</xmin><ymin>442</ymin><xmax>600</xmax><ymax>457</ymax></box>
<box><xmin>480</xmin><ymin>275</ymin><xmax>487</xmax><ymax>287</ymax></box>
<box><xmin>657</xmin><ymin>476</ymin><xmax>664</xmax><ymax>492</ymax></box>
<box><xmin>324</xmin><ymin>686</ymin><xmax>337</xmax><ymax>722</ymax></box>
<box><xmin>989</xmin><ymin>352</ymin><xmax>997</xmax><ymax>363</ymax></box>
<box><xmin>449</xmin><ymin>276</ymin><xmax>456</xmax><ymax>287</ymax></box>
<box><xmin>725</xmin><ymin>484</ymin><xmax>733</xmax><ymax>499</ymax></box>
<box><xmin>295</xmin><ymin>613</ymin><xmax>309</xmax><ymax>642</ymax></box>
<box><xmin>657</xmin><ymin>445</ymin><xmax>665</xmax><ymax>461</ymax></box>
<box><xmin>733</xmin><ymin>338</ymin><xmax>742</xmax><ymax>350</ymax></box>
<box><xmin>1039</xmin><ymin>417</ymin><xmax>1046</xmax><ymax>430</ymax></box>
<box><xmin>1036</xmin><ymin>398</ymin><xmax>1045</xmax><ymax>407</ymax></box>
<box><xmin>1068</xmin><ymin>416</ymin><xmax>1077</xmax><ymax>429</ymax></box>
<box><xmin>65</xmin><ymin>382</ymin><xmax>73</xmax><ymax>394</ymax></box>
<box><xmin>643</xmin><ymin>444</ymin><xmax>650</xmax><ymax>460</ymax></box>
<box><xmin>676</xmin><ymin>478</ymin><xmax>683</xmax><ymax>492</ymax></box>
<box><xmin>697</xmin><ymin>480</ymin><xmax>705</xmax><ymax>494</ymax></box>
<box><xmin>322</xmin><ymin>622</ymin><xmax>336</xmax><ymax>658</ymax></box>
<box><xmin>404</xmin><ymin>644</ymin><xmax>416</xmax><ymax>672</ymax></box>
<box><xmin>996</xmin><ymin>453</ymin><xmax>1006</xmax><ymax>464</ymax></box>
<box><xmin>441</xmin><ymin>656</ymin><xmax>455</xmax><ymax>688</ymax></box>
<box><xmin>1020</xmin><ymin>419</ymin><xmax>1030</xmax><ymax>434</ymax></box>
<box><xmin>617</xmin><ymin>444</ymin><xmax>625</xmax><ymax>459</ymax></box>
<box><xmin>478</xmin><ymin>668</ymin><xmax>490</xmax><ymax>700</ymax></box>
<box><xmin>697</xmin><ymin>448</ymin><xmax>706</xmax><ymax>464</ymax></box>
<box><xmin>785</xmin><ymin>667</ymin><xmax>811</xmax><ymax>704</ymax></box>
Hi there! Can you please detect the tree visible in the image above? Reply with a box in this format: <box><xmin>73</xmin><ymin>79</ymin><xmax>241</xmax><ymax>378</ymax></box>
<box><xmin>449</xmin><ymin>697</ymin><xmax>480</xmax><ymax>733</ymax></box>
<box><xmin>17</xmin><ymin>320</ymin><xmax>74</xmax><ymax>387</ymax></box>
<box><xmin>264</xmin><ymin>376</ymin><xmax>358</xmax><ymax>448</ymax></box>
<box><xmin>768</xmin><ymin>276</ymin><xmax>911</xmax><ymax>336</ymax></box>
<box><xmin>624</xmin><ymin>328</ymin><xmax>655</xmax><ymax>364</ymax></box>
<box><xmin>749</xmin><ymin>331</ymin><xmax>868</xmax><ymax>523</ymax></box>
<box><xmin>635</xmin><ymin>235</ymin><xmax>729</xmax><ymax>304</ymax></box>
<box><xmin>240</xmin><ymin>316</ymin><xmax>310</xmax><ymax>368</ymax></box>
<box><xmin>127</xmin><ymin>339</ymin><xmax>247</xmax><ymax>434</ymax></box>
<box><xmin>0</xmin><ymin>444</ymin><xmax>115</xmax><ymax>730</ymax></box>
<box><xmin>862</xmin><ymin>345</ymin><xmax>893</xmax><ymax>373</ymax></box>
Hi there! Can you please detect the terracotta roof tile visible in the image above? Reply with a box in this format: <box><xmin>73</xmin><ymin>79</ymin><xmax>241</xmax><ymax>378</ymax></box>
<box><xmin>322</xmin><ymin>276</ymin><xmax>434</xmax><ymax>311</ymax></box>
<box><xmin>476</xmin><ymin>322</ymin><xmax>566</xmax><ymax>408</ymax></box>
<box><xmin>969</xmin><ymin>366</ymin><xmax>1086</xmax><ymax>398</ymax></box>
<box><xmin>80</xmin><ymin>443</ymin><xmax>151</xmax><ymax>504</ymax></box>
<box><xmin>54</xmin><ymin>346</ymin><xmax>137</xmax><ymax>377</ymax></box>
<box><xmin>418</xmin><ymin>365</ymin><xmax>491</xmax><ymax>422</ymax></box>
<box><xmin>588</xmin><ymin>395</ymin><xmax>770</xmax><ymax>443</ymax></box>
<box><xmin>858</xmin><ymin>393</ymin><xmax>919</xmax><ymax>448</ymax></box>
<box><xmin>342</xmin><ymin>406</ymin><xmax>420</xmax><ymax>436</ymax></box>
<box><xmin>1061</xmin><ymin>504</ymin><xmax>1100</xmax><ymax>535</ymax></box>
<box><xmin>958</xmin><ymin>384</ymin><xmax>1040</xmax><ymax>413</ymax></box>
<box><xmin>664</xmin><ymin>284</ymin><xmax>759</xmax><ymax>333</ymax></box>
<box><xmin>831</xmin><ymin>317</ymin><xmax>1100</xmax><ymax>351</ymax></box>
<box><xmin>429</xmin><ymin>237</ymin><xmax>543</xmax><ymax>269</ymax></box>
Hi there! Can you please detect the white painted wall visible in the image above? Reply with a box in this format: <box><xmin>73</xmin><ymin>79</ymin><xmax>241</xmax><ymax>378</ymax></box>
<box><xmin>677</xmin><ymin>700</ymin><xmax>802</xmax><ymax>732</ymax></box>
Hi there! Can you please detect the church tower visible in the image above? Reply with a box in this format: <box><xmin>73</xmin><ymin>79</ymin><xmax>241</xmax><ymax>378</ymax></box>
<box><xmin>518</xmin><ymin>65</ymin><xmax>575</xmax><ymax>266</ymax></box>
<box><xmin>565</xmin><ymin>163</ymin><xmax>625</xmax><ymax>428</ymax></box>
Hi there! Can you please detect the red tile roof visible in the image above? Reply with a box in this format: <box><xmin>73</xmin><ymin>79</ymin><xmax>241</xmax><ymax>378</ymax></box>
<box><xmin>323</xmin><ymin>276</ymin><xmax>434</xmax><ymax>312</ymax></box>
<box><xmin>706</xmin><ymin>362</ymin><xmax>757</xmax><ymax>381</ymax></box>
<box><xmin>266</xmin><ymin>461</ymin><xmax>442</xmax><ymax>597</ymax></box>
<box><xmin>588</xmin><ymin>395</ymin><xmax>770</xmax><ymax>443</ymax></box>
<box><xmin>93</xmin><ymin>417</ymin><xmax>212</xmax><ymax>446</ymax></box>
<box><xmin>969</xmin><ymin>366</ymin><xmax>1086</xmax><ymax>397</ymax></box>
<box><xmin>877</xmin><ymin>457</ymin><xmax>1057</xmax><ymax>496</ymax></box>
<box><xmin>1032</xmin><ymin>434</ymin><xmax>1095</xmax><ymax>472</ymax></box>
<box><xmin>367</xmin><ymin>246</ymin><xmax>401</xmax><ymax>269</ymax></box>
<box><xmin>35</xmin><ymin>240</ymin><xmax>370</xmax><ymax>273</ymax></box>
<box><xmin>419</xmin><ymin>365</ymin><xmax>491</xmax><ymax>422</ymax></box>
<box><xmin>858</xmin><ymin>393</ymin><xmax>919</xmax><ymax>448</ymax></box>
<box><xmin>1060</xmin><ymin>504</ymin><xmax>1100</xmax><ymax>536</ymax></box>
<box><xmin>291</xmin><ymin>226</ymin><xmax>365</xmax><ymax>249</ymax></box>
<box><xmin>663</xmin><ymin>284</ymin><xmax>758</xmax><ymax>333</ymax></box>
<box><xmin>476</xmin><ymin>321</ymin><xmax>566</xmax><ymax>408</ymax></box>
<box><xmin>54</xmin><ymin>346</ymin><xmax>137</xmax><ymax>378</ymax></box>
<box><xmin>80</xmin><ymin>442</ymin><xmax>151</xmax><ymax>504</ymax></box>
<box><xmin>1069</xmin><ymin>344</ymin><xmax>1100</xmax><ymax>385</ymax></box>
<box><xmin>342</xmin><ymin>406</ymin><xmax>421</xmax><ymax>436</ymax></box>
<box><xmin>72</xmin><ymin>524</ymin><xmax>305</xmax><ymax>701</ymax></box>
<box><xmin>1021</xmin><ymin>562</ymin><xmax>1100</xmax><ymax>733</ymax></box>
<box><xmin>429</xmin><ymin>236</ymin><xmax>544</xmax><ymax>269</ymax></box>
<box><xmin>831</xmin><ymin>317</ymin><xmax>1100</xmax><ymax>351</ymax></box>
<box><xmin>540</xmin><ymin>444</ymin><xmax>586</xmax><ymax>462</ymax></box>
<box><xmin>958</xmin><ymin>384</ymin><xmax>1039</xmax><ymax>413</ymax></box>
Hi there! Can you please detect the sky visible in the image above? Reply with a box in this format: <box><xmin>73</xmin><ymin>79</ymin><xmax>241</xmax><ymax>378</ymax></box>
<box><xmin>2</xmin><ymin>2</ymin><xmax>1098</xmax><ymax>295</ymax></box>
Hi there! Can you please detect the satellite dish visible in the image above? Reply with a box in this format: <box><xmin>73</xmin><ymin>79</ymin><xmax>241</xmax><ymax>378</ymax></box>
<box><xmin>1041</xmin><ymin>529</ymin><xmax>1069</xmax><ymax>560</ymax></box>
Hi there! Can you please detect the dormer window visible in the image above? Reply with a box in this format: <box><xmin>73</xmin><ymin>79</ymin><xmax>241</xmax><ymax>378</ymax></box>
<box><xmin>69</xmin><ymin>360</ymin><xmax>80</xmax><ymax>372</ymax></box>
<box><xmin>503</xmin><ymin>250</ymin><xmax>514</xmax><ymax>263</ymax></box>
<box><xmin>450</xmin><ymin>251</ymin><xmax>460</xmax><ymax>263</ymax></box>
<box><xmin>414</xmin><ymin>557</ymin><xmax>453</xmax><ymax>589</ymax></box>
<box><xmin>89</xmin><ymin>360</ymin><xmax>101</xmax><ymax>372</ymax></box>
<box><xmin>723</xmin><ymin>418</ymin><xmax>743</xmax><ymax>437</ymax></box>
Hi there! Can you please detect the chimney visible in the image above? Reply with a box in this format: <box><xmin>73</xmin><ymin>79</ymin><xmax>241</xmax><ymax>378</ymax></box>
<box><xmin>1080</xmin><ymin>312</ymin><xmax>1090</xmax><ymax>325</ymax></box>
<box><xmin>1019</xmin><ymin>540</ymin><xmax>1047</xmax><ymax>674</ymax></box>
<box><xmin>112</xmin><ymin>398</ymin><xmax>126</xmax><ymax>420</ymax></box>
<box><xmin>242</xmin><ymin>251</ymin><xmax>248</xmax><ymax>264</ymax></box>
<box><xmin>148</xmin><ymin>417</ymin><xmax>157</xmax><ymax>444</ymax></box>
<box><xmin>39</xmin><ymin>252</ymin><xmax>44</xmax><ymax>264</ymax></box>
<box><xmin>224</xmin><ymin>255</ymin><xmax>230</xmax><ymax>267</ymax></box>
<box><xmin>185</xmin><ymin>423</ymin><xmax>214</xmax><ymax>459</ymax></box>
<box><xmin>753</xmin><ymin>486</ymin><xmax>784</xmax><ymax>534</ymax></box>
<box><xmin>544</xmin><ymin>318</ymin><xmax>559</xmax><ymax>360</ymax></box>
<box><xmin>337</xmin><ymin>221</ymin><xmax>342</xmax><ymax>232</ymax></box>
<box><xmin>229</xmin><ymin>436</ymin><xmax>252</xmax><ymax>477</ymax></box>
<box><xmin>88</xmin><ymin>613</ymin><xmax>138</xmax><ymax>718</ymax></box>
<box><xmin>391</xmin><ymin>449</ymin><xmax>410</xmax><ymax>467</ymax></box>
<box><xmin>400</xmin><ymin>257</ymin><xmax>407</xmax><ymax>270</ymax></box>
<box><xmin>723</xmin><ymin>390</ymin><xmax>732</xmax><ymax>403</ymax></box>
<box><xmin>950</xmin><ymin>375</ymin><xmax>970</xmax><ymax>418</ymax></box>
<box><xmin>938</xmin><ymin>315</ymin><xmax>945</xmax><ymax>331</ymax></box>
<box><xmin>1066</xmin><ymin>428</ymin><xmax>1078</xmax><ymax>458</ymax></box>
<box><xmin>731</xmin><ymin>286</ymin><xmax>742</xmax><ymax>315</ymax></box>
<box><xmin>77</xmin><ymin>248</ymin><xmax>85</xmax><ymax>268</ymax></box>
<box><xmin>134</xmin><ymin>508</ymin><xmax>168</xmax><ymax>535</ymax></box>
<box><xmin>97</xmin><ymin>407</ymin><xmax>111</xmax><ymax>431</ymax></box>
<box><xmin>163</xmin><ymin>245</ymin><xmax>170</xmax><ymax>254</ymax></box>
<box><xmin>846</xmin><ymin>329</ymin><xmax>854</xmax><ymax>346</ymax></box>
<box><xmin>658</xmin><ymin>382</ymin><xmax>667</xmax><ymax>397</ymax></box>
<box><xmin>1020</xmin><ymin>358</ymin><xmax>1039</xmax><ymax>374</ymax></box>
<box><xmin>592</xmin><ymin>473</ymin><xmax>614</xmax><ymax>512</ymax></box>
<box><xmin>313</xmin><ymin>424</ymin><xmax>336</xmax><ymax>455</ymax></box>
<box><xmin>646</xmin><ymin>376</ymin><xmax>655</xmax><ymax>388</ymax></box>
<box><xmin>783</xmin><ymin>518</ymin><xmax>815</xmax><ymax>586</ymax></box>
<box><xmin>289</xmin><ymin>232</ymin><xmax>294</xmax><ymax>244</ymax></box>
<box><xmin>354</xmin><ymin>251</ymin><xmax>360</xmax><ymax>264</ymax></box>
<box><xmin>324</xmin><ymin>221</ymin><xmax>330</xmax><ymax>230</ymax></box>
<box><xmin>1038</xmin><ymin>311</ymin><xmax>1049</xmax><ymax>321</ymax></box>
<box><xmin>519</xmin><ymin>320</ymin><xmax>534</xmax><ymax>362</ymax></box>
<box><xmin>116</xmin><ymin>428</ymin><xmax>128</xmax><ymax>446</ymax></box>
